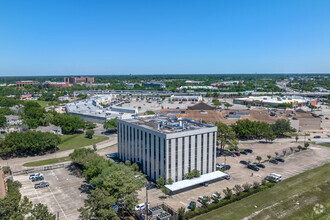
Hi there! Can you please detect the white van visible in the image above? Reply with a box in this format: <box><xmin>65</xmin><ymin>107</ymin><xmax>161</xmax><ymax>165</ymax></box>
<box><xmin>270</xmin><ymin>173</ymin><xmax>282</xmax><ymax>180</ymax></box>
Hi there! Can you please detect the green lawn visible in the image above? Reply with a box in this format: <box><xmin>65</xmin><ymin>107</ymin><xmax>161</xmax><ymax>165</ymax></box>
<box><xmin>318</xmin><ymin>143</ymin><xmax>330</xmax><ymax>147</ymax></box>
<box><xmin>58</xmin><ymin>134</ymin><xmax>109</xmax><ymax>152</ymax></box>
<box><xmin>194</xmin><ymin>162</ymin><xmax>330</xmax><ymax>220</ymax></box>
<box><xmin>23</xmin><ymin>156</ymin><xmax>70</xmax><ymax>167</ymax></box>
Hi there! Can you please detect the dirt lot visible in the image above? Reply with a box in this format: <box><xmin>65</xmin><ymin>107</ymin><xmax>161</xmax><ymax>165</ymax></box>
<box><xmin>14</xmin><ymin>165</ymin><xmax>88</xmax><ymax>220</ymax></box>
<box><xmin>138</xmin><ymin>140</ymin><xmax>330</xmax><ymax>211</ymax></box>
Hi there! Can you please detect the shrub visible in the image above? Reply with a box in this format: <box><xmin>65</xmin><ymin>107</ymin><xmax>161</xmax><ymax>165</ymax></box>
<box><xmin>253</xmin><ymin>181</ymin><xmax>260</xmax><ymax>189</ymax></box>
<box><xmin>242</xmin><ymin>183</ymin><xmax>251</xmax><ymax>192</ymax></box>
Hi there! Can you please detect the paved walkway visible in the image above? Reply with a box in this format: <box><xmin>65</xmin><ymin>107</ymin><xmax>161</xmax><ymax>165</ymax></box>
<box><xmin>0</xmin><ymin>134</ymin><xmax>117</xmax><ymax>172</ymax></box>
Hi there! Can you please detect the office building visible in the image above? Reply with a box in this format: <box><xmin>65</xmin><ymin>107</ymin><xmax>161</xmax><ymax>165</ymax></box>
<box><xmin>16</xmin><ymin>81</ymin><xmax>39</xmax><ymax>88</ymax></box>
<box><xmin>117</xmin><ymin>115</ymin><xmax>217</xmax><ymax>182</ymax></box>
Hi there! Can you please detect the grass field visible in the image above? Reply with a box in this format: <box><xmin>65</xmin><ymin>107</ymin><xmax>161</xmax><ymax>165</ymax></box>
<box><xmin>23</xmin><ymin>156</ymin><xmax>70</xmax><ymax>167</ymax></box>
<box><xmin>317</xmin><ymin>143</ymin><xmax>330</xmax><ymax>147</ymax></box>
<box><xmin>58</xmin><ymin>134</ymin><xmax>108</xmax><ymax>152</ymax></box>
<box><xmin>194</xmin><ymin>162</ymin><xmax>330</xmax><ymax>220</ymax></box>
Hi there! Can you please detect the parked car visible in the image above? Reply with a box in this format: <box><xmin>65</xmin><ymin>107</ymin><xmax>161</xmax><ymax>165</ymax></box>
<box><xmin>29</xmin><ymin>173</ymin><xmax>43</xmax><ymax>180</ymax></box>
<box><xmin>269</xmin><ymin>159</ymin><xmax>278</xmax><ymax>164</ymax></box>
<box><xmin>224</xmin><ymin>174</ymin><xmax>231</xmax><ymax>180</ymax></box>
<box><xmin>34</xmin><ymin>182</ymin><xmax>49</xmax><ymax>189</ymax></box>
<box><xmin>203</xmin><ymin>182</ymin><xmax>209</xmax><ymax>187</ymax></box>
<box><xmin>198</xmin><ymin>196</ymin><xmax>211</xmax><ymax>205</ymax></box>
<box><xmin>240</xmin><ymin>151</ymin><xmax>248</xmax><ymax>155</ymax></box>
<box><xmin>31</xmin><ymin>176</ymin><xmax>44</xmax><ymax>182</ymax></box>
<box><xmin>230</xmin><ymin>153</ymin><xmax>237</xmax><ymax>157</ymax></box>
<box><xmin>234</xmin><ymin>152</ymin><xmax>241</xmax><ymax>156</ymax></box>
<box><xmin>245</xmin><ymin>149</ymin><xmax>253</xmax><ymax>153</ymax></box>
<box><xmin>105</xmin><ymin>153</ymin><xmax>118</xmax><ymax>158</ymax></box>
<box><xmin>275</xmin><ymin>158</ymin><xmax>285</xmax><ymax>162</ymax></box>
<box><xmin>265</xmin><ymin>173</ymin><xmax>282</xmax><ymax>183</ymax></box>
<box><xmin>248</xmin><ymin>164</ymin><xmax>260</xmax><ymax>171</ymax></box>
<box><xmin>314</xmin><ymin>136</ymin><xmax>321</xmax><ymax>138</ymax></box>
<box><xmin>240</xmin><ymin>160</ymin><xmax>249</xmax><ymax>165</ymax></box>
<box><xmin>135</xmin><ymin>203</ymin><xmax>146</xmax><ymax>211</ymax></box>
<box><xmin>188</xmin><ymin>201</ymin><xmax>196</xmax><ymax>210</ymax></box>
<box><xmin>211</xmin><ymin>193</ymin><xmax>222</xmax><ymax>202</ymax></box>
<box><xmin>255</xmin><ymin>163</ymin><xmax>266</xmax><ymax>168</ymax></box>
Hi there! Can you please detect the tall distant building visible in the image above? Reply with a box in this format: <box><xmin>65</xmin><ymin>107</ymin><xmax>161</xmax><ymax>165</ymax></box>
<box><xmin>16</xmin><ymin>81</ymin><xmax>39</xmax><ymax>88</ymax></box>
<box><xmin>117</xmin><ymin>115</ymin><xmax>217</xmax><ymax>182</ymax></box>
<box><xmin>65</xmin><ymin>76</ymin><xmax>94</xmax><ymax>85</ymax></box>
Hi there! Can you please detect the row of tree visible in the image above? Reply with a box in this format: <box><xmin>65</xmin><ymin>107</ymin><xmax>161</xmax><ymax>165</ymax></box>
<box><xmin>69</xmin><ymin>148</ymin><xmax>145</xmax><ymax>219</ymax></box>
<box><xmin>0</xmin><ymin>130</ymin><xmax>61</xmax><ymax>157</ymax></box>
<box><xmin>0</xmin><ymin>180</ymin><xmax>55</xmax><ymax>219</ymax></box>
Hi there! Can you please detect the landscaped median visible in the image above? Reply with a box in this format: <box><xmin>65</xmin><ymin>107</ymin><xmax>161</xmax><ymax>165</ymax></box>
<box><xmin>23</xmin><ymin>156</ymin><xmax>71</xmax><ymax>167</ymax></box>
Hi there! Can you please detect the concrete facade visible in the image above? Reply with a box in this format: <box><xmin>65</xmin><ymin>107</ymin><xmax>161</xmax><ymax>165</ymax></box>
<box><xmin>117</xmin><ymin>115</ymin><xmax>217</xmax><ymax>182</ymax></box>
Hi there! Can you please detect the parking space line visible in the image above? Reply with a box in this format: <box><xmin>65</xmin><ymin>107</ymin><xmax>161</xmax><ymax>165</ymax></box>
<box><xmin>48</xmin><ymin>187</ymin><xmax>69</xmax><ymax>220</ymax></box>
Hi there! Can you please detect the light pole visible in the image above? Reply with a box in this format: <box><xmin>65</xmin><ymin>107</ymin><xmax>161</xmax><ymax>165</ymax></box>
<box><xmin>54</xmin><ymin>140</ymin><xmax>57</xmax><ymax>158</ymax></box>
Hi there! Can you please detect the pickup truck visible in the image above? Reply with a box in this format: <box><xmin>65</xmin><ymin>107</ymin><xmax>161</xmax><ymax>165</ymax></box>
<box><xmin>31</xmin><ymin>175</ymin><xmax>44</xmax><ymax>182</ymax></box>
<box><xmin>34</xmin><ymin>182</ymin><xmax>49</xmax><ymax>189</ymax></box>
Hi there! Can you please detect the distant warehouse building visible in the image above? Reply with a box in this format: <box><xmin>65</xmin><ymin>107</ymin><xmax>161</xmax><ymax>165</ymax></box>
<box><xmin>170</xmin><ymin>95</ymin><xmax>202</xmax><ymax>102</ymax></box>
<box><xmin>117</xmin><ymin>115</ymin><xmax>220</xmax><ymax>184</ymax></box>
<box><xmin>233</xmin><ymin>96</ymin><xmax>317</xmax><ymax>107</ymax></box>
<box><xmin>144</xmin><ymin>82</ymin><xmax>166</xmax><ymax>89</ymax></box>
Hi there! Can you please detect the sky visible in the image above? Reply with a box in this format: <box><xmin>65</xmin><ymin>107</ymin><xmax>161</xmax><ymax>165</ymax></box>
<box><xmin>0</xmin><ymin>0</ymin><xmax>330</xmax><ymax>76</ymax></box>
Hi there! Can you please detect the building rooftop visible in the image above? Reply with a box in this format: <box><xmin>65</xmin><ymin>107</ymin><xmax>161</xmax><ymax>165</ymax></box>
<box><xmin>165</xmin><ymin>171</ymin><xmax>228</xmax><ymax>192</ymax></box>
<box><xmin>123</xmin><ymin>115</ymin><xmax>214</xmax><ymax>134</ymax></box>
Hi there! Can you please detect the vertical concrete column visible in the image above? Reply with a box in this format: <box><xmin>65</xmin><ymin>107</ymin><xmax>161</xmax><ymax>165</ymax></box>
<box><xmin>196</xmin><ymin>134</ymin><xmax>202</xmax><ymax>171</ymax></box>
<box><xmin>191</xmin><ymin>135</ymin><xmax>196</xmax><ymax>171</ymax></box>
<box><xmin>203</xmin><ymin>133</ymin><xmax>207</xmax><ymax>174</ymax></box>
<box><xmin>161</xmin><ymin>137</ymin><xmax>165</xmax><ymax>178</ymax></box>
<box><xmin>151</xmin><ymin>134</ymin><xmax>155</xmax><ymax>180</ymax></box>
<box><xmin>171</xmin><ymin>139</ymin><xmax>176</xmax><ymax>181</ymax></box>
<box><xmin>166</xmin><ymin>139</ymin><xmax>169</xmax><ymax>180</ymax></box>
<box><xmin>208</xmin><ymin>132</ymin><xmax>213</xmax><ymax>173</ymax></box>
<box><xmin>177</xmin><ymin>137</ymin><xmax>183</xmax><ymax>181</ymax></box>
<box><xmin>143</xmin><ymin>131</ymin><xmax>146</xmax><ymax>173</ymax></box>
<box><xmin>184</xmin><ymin>136</ymin><xmax>189</xmax><ymax>175</ymax></box>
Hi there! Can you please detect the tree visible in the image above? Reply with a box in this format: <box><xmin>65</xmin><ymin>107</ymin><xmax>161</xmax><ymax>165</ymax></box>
<box><xmin>309</xmin><ymin>105</ymin><xmax>317</xmax><ymax>112</ymax></box>
<box><xmin>224</xmin><ymin>103</ymin><xmax>232</xmax><ymax>109</ymax></box>
<box><xmin>233</xmin><ymin>184</ymin><xmax>243</xmax><ymax>195</ymax></box>
<box><xmin>156</xmin><ymin>177</ymin><xmax>166</xmax><ymax>187</ymax></box>
<box><xmin>78</xmin><ymin>188</ymin><xmax>119</xmax><ymax>220</ymax></box>
<box><xmin>85</xmin><ymin>130</ymin><xmax>94</xmax><ymax>139</ymax></box>
<box><xmin>275</xmin><ymin>152</ymin><xmax>279</xmax><ymax>157</ymax></box>
<box><xmin>201</xmin><ymin>196</ymin><xmax>211</xmax><ymax>208</ymax></box>
<box><xmin>213</xmin><ymin>192</ymin><xmax>221</xmax><ymax>202</ymax></box>
<box><xmin>256</xmin><ymin>156</ymin><xmax>262</xmax><ymax>164</ymax></box>
<box><xmin>282</xmin><ymin>150</ymin><xmax>287</xmax><ymax>156</ymax></box>
<box><xmin>0</xmin><ymin>114</ymin><xmax>6</xmax><ymax>127</ymax></box>
<box><xmin>295</xmin><ymin>135</ymin><xmax>299</xmax><ymax>142</ymax></box>
<box><xmin>27</xmin><ymin>203</ymin><xmax>56</xmax><ymax>220</ymax></box>
<box><xmin>304</xmin><ymin>142</ymin><xmax>310</xmax><ymax>148</ymax></box>
<box><xmin>93</xmin><ymin>144</ymin><xmax>97</xmax><ymax>151</ymax></box>
<box><xmin>85</xmin><ymin>121</ymin><xmax>97</xmax><ymax>129</ymax></box>
<box><xmin>144</xmin><ymin>110</ymin><xmax>155</xmax><ymax>115</ymax></box>
<box><xmin>290</xmin><ymin>147</ymin><xmax>294</xmax><ymax>153</ymax></box>
<box><xmin>262</xmin><ymin>127</ymin><xmax>276</xmax><ymax>143</ymax></box>
<box><xmin>178</xmin><ymin>207</ymin><xmax>186</xmax><ymax>220</ymax></box>
<box><xmin>253</xmin><ymin>181</ymin><xmax>260</xmax><ymax>189</ymax></box>
<box><xmin>246</xmin><ymin>104</ymin><xmax>251</xmax><ymax>109</ymax></box>
<box><xmin>267</xmin><ymin>155</ymin><xmax>271</xmax><ymax>160</ymax></box>
<box><xmin>242</xmin><ymin>183</ymin><xmax>251</xmax><ymax>192</ymax></box>
<box><xmin>104</xmin><ymin>118</ymin><xmax>117</xmax><ymax>131</ymax></box>
<box><xmin>223</xmin><ymin>187</ymin><xmax>233</xmax><ymax>199</ymax></box>
<box><xmin>215</xmin><ymin>122</ymin><xmax>238</xmax><ymax>151</ymax></box>
<box><xmin>167</xmin><ymin>179</ymin><xmax>174</xmax><ymax>185</ymax></box>
<box><xmin>52</xmin><ymin>113</ymin><xmax>85</xmax><ymax>134</ymax></box>
<box><xmin>271</xmin><ymin>119</ymin><xmax>295</xmax><ymax>137</ymax></box>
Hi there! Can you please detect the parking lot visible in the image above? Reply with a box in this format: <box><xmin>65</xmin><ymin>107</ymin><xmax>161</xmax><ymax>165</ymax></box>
<box><xmin>138</xmin><ymin>141</ymin><xmax>330</xmax><ymax>210</ymax></box>
<box><xmin>14</xmin><ymin>166</ymin><xmax>87</xmax><ymax>220</ymax></box>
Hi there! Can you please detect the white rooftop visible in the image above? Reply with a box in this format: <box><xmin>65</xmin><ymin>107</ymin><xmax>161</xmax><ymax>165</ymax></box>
<box><xmin>165</xmin><ymin>171</ymin><xmax>228</xmax><ymax>192</ymax></box>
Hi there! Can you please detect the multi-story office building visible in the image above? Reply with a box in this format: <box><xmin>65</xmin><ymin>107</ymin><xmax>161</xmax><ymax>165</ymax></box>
<box><xmin>117</xmin><ymin>115</ymin><xmax>217</xmax><ymax>182</ymax></box>
<box><xmin>16</xmin><ymin>81</ymin><xmax>39</xmax><ymax>88</ymax></box>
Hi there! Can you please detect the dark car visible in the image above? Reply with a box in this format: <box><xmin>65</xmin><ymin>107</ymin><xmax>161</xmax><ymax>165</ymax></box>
<box><xmin>248</xmin><ymin>164</ymin><xmax>260</xmax><ymax>171</ymax></box>
<box><xmin>245</xmin><ymin>149</ymin><xmax>253</xmax><ymax>153</ymax></box>
<box><xmin>240</xmin><ymin>151</ymin><xmax>248</xmax><ymax>155</ymax></box>
<box><xmin>240</xmin><ymin>160</ymin><xmax>249</xmax><ymax>165</ymax></box>
<box><xmin>275</xmin><ymin>158</ymin><xmax>285</xmax><ymax>162</ymax></box>
<box><xmin>35</xmin><ymin>182</ymin><xmax>49</xmax><ymax>189</ymax></box>
<box><xmin>234</xmin><ymin>152</ymin><xmax>241</xmax><ymax>156</ymax></box>
<box><xmin>255</xmin><ymin>163</ymin><xmax>266</xmax><ymax>168</ymax></box>
<box><xmin>313</xmin><ymin>136</ymin><xmax>321</xmax><ymax>138</ymax></box>
<box><xmin>269</xmin><ymin>159</ymin><xmax>278</xmax><ymax>164</ymax></box>
<box><xmin>230</xmin><ymin>153</ymin><xmax>237</xmax><ymax>157</ymax></box>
